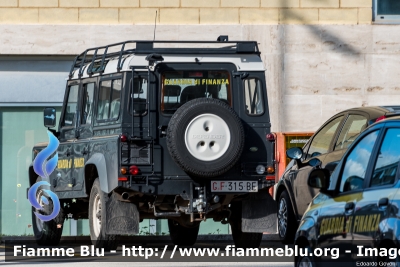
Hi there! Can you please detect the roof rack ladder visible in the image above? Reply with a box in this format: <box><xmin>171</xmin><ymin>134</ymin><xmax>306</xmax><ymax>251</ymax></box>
<box><xmin>147</xmin><ymin>65</ymin><xmax>151</xmax><ymax>138</ymax></box>
<box><xmin>99</xmin><ymin>46</ymin><xmax>109</xmax><ymax>74</ymax></box>
<box><xmin>69</xmin><ymin>54</ymin><xmax>81</xmax><ymax>78</ymax></box>
<box><xmin>117</xmin><ymin>43</ymin><xmax>126</xmax><ymax>72</ymax></box>
<box><xmin>88</xmin><ymin>48</ymin><xmax>99</xmax><ymax>76</ymax></box>
<box><xmin>78</xmin><ymin>50</ymin><xmax>89</xmax><ymax>78</ymax></box>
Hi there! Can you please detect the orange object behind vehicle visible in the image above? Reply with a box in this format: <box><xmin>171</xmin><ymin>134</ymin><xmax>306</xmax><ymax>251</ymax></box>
<box><xmin>269</xmin><ymin>132</ymin><xmax>314</xmax><ymax>197</ymax></box>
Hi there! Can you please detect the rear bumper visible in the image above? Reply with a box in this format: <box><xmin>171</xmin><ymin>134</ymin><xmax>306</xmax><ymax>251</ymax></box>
<box><xmin>117</xmin><ymin>177</ymin><xmax>275</xmax><ymax>196</ymax></box>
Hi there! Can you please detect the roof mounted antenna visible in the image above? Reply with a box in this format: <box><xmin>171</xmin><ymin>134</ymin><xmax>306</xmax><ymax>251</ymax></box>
<box><xmin>153</xmin><ymin>10</ymin><xmax>157</xmax><ymax>41</ymax></box>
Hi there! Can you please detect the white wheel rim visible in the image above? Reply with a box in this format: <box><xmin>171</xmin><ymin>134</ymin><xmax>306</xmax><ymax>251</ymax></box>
<box><xmin>35</xmin><ymin>189</ymin><xmax>44</xmax><ymax>232</ymax></box>
<box><xmin>92</xmin><ymin>194</ymin><xmax>101</xmax><ymax>238</ymax></box>
<box><xmin>184</xmin><ymin>113</ymin><xmax>231</xmax><ymax>161</ymax></box>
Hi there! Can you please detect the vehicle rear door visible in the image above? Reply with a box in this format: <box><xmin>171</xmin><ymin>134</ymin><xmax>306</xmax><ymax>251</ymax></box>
<box><xmin>237</xmin><ymin>72</ymin><xmax>273</xmax><ymax>178</ymax></box>
<box><xmin>156</xmin><ymin>63</ymin><xmax>239</xmax><ymax>177</ymax></box>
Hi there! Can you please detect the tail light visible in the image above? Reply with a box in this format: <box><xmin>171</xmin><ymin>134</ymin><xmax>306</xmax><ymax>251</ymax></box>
<box><xmin>120</xmin><ymin>134</ymin><xmax>128</xmax><ymax>142</ymax></box>
<box><xmin>267</xmin><ymin>166</ymin><xmax>275</xmax><ymax>174</ymax></box>
<box><xmin>375</xmin><ymin>116</ymin><xmax>386</xmax><ymax>123</ymax></box>
<box><xmin>129</xmin><ymin>165</ymin><xmax>140</xmax><ymax>175</ymax></box>
<box><xmin>266</xmin><ymin>175</ymin><xmax>275</xmax><ymax>181</ymax></box>
<box><xmin>120</xmin><ymin>167</ymin><xmax>127</xmax><ymax>175</ymax></box>
<box><xmin>266</xmin><ymin>133</ymin><xmax>275</xmax><ymax>142</ymax></box>
<box><xmin>118</xmin><ymin>177</ymin><xmax>128</xmax><ymax>181</ymax></box>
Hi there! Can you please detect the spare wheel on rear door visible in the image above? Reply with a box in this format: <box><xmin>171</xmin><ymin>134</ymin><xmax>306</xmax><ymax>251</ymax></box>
<box><xmin>166</xmin><ymin>98</ymin><xmax>244</xmax><ymax>178</ymax></box>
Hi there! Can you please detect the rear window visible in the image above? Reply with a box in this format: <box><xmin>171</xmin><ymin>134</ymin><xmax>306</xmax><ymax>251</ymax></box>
<box><xmin>161</xmin><ymin>70</ymin><xmax>231</xmax><ymax>114</ymax></box>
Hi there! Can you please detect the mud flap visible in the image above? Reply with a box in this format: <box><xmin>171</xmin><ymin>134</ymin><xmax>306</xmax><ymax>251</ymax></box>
<box><xmin>242</xmin><ymin>190</ymin><xmax>277</xmax><ymax>233</ymax></box>
<box><xmin>105</xmin><ymin>193</ymin><xmax>140</xmax><ymax>235</ymax></box>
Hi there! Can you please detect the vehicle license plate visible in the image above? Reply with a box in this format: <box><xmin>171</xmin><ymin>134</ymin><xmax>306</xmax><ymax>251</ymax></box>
<box><xmin>211</xmin><ymin>181</ymin><xmax>258</xmax><ymax>192</ymax></box>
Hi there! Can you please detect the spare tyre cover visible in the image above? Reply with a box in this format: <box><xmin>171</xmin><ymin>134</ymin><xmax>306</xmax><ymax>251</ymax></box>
<box><xmin>166</xmin><ymin>98</ymin><xmax>244</xmax><ymax>178</ymax></box>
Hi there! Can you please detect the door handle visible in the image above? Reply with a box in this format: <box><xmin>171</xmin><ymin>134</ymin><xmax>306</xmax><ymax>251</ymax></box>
<box><xmin>345</xmin><ymin>202</ymin><xmax>355</xmax><ymax>211</ymax></box>
<box><xmin>378</xmin><ymin>198</ymin><xmax>389</xmax><ymax>207</ymax></box>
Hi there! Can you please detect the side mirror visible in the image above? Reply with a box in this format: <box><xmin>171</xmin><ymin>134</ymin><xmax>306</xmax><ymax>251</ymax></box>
<box><xmin>286</xmin><ymin>147</ymin><xmax>303</xmax><ymax>160</ymax></box>
<box><xmin>44</xmin><ymin>107</ymin><xmax>56</xmax><ymax>128</ymax></box>
<box><xmin>308</xmin><ymin>169</ymin><xmax>330</xmax><ymax>190</ymax></box>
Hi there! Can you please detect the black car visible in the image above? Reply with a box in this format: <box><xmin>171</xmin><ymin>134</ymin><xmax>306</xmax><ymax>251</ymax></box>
<box><xmin>295</xmin><ymin>115</ymin><xmax>400</xmax><ymax>266</ymax></box>
<box><xmin>275</xmin><ymin>106</ymin><xmax>400</xmax><ymax>243</ymax></box>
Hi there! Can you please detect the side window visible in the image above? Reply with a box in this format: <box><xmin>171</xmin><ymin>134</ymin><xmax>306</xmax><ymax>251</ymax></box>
<box><xmin>81</xmin><ymin>83</ymin><xmax>95</xmax><ymax>125</ymax></box>
<box><xmin>370</xmin><ymin>128</ymin><xmax>400</xmax><ymax>187</ymax></box>
<box><xmin>306</xmin><ymin>116</ymin><xmax>343</xmax><ymax>159</ymax></box>
<box><xmin>244</xmin><ymin>78</ymin><xmax>264</xmax><ymax>115</ymax></box>
<box><xmin>97</xmin><ymin>79</ymin><xmax>121</xmax><ymax>121</ymax></box>
<box><xmin>110</xmin><ymin>79</ymin><xmax>121</xmax><ymax>119</ymax></box>
<box><xmin>97</xmin><ymin>80</ymin><xmax>111</xmax><ymax>120</ymax></box>
<box><xmin>62</xmin><ymin>85</ymin><xmax>79</xmax><ymax>127</ymax></box>
<box><xmin>129</xmin><ymin>77</ymin><xmax>148</xmax><ymax>116</ymax></box>
<box><xmin>340</xmin><ymin>130</ymin><xmax>380</xmax><ymax>193</ymax></box>
<box><xmin>335</xmin><ymin>115</ymin><xmax>368</xmax><ymax>150</ymax></box>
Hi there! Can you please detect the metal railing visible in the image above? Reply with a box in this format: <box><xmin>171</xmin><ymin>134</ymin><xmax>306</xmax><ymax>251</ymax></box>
<box><xmin>68</xmin><ymin>39</ymin><xmax>259</xmax><ymax>79</ymax></box>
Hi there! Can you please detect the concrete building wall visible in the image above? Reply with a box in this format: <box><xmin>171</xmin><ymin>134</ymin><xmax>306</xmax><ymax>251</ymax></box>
<box><xmin>0</xmin><ymin>0</ymin><xmax>372</xmax><ymax>25</ymax></box>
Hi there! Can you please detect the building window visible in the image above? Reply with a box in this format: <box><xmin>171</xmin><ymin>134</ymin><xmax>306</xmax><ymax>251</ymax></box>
<box><xmin>374</xmin><ymin>0</ymin><xmax>400</xmax><ymax>23</ymax></box>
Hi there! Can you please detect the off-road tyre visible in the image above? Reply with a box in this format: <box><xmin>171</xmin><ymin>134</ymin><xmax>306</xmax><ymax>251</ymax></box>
<box><xmin>32</xmin><ymin>177</ymin><xmax>65</xmax><ymax>246</ymax></box>
<box><xmin>230</xmin><ymin>201</ymin><xmax>263</xmax><ymax>248</ymax></box>
<box><xmin>89</xmin><ymin>178</ymin><xmax>119</xmax><ymax>250</ymax></box>
<box><xmin>166</xmin><ymin>98</ymin><xmax>244</xmax><ymax>178</ymax></box>
<box><xmin>168</xmin><ymin>219</ymin><xmax>200</xmax><ymax>246</ymax></box>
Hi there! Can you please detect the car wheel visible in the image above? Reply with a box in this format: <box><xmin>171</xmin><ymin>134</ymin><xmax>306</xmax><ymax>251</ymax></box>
<box><xmin>277</xmin><ymin>190</ymin><xmax>297</xmax><ymax>244</ymax></box>
<box><xmin>297</xmin><ymin>246</ymin><xmax>316</xmax><ymax>267</ymax></box>
<box><xmin>31</xmin><ymin>177</ymin><xmax>64</xmax><ymax>246</ymax></box>
<box><xmin>166</xmin><ymin>98</ymin><xmax>244</xmax><ymax>178</ymax></box>
<box><xmin>168</xmin><ymin>219</ymin><xmax>200</xmax><ymax>246</ymax></box>
<box><xmin>89</xmin><ymin>178</ymin><xmax>119</xmax><ymax>250</ymax></box>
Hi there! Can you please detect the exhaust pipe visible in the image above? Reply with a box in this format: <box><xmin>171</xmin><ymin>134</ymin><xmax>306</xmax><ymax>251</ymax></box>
<box><xmin>122</xmin><ymin>192</ymin><xmax>129</xmax><ymax>200</ymax></box>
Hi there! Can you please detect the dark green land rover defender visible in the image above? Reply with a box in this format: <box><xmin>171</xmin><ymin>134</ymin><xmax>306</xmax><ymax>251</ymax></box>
<box><xmin>28</xmin><ymin>37</ymin><xmax>276</xmax><ymax>249</ymax></box>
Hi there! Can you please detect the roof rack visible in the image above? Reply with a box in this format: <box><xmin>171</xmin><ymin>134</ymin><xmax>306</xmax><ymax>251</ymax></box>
<box><xmin>68</xmin><ymin>38</ymin><xmax>260</xmax><ymax>79</ymax></box>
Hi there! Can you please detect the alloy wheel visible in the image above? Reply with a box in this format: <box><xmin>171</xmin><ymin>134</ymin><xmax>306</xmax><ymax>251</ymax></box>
<box><xmin>278</xmin><ymin>197</ymin><xmax>288</xmax><ymax>237</ymax></box>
